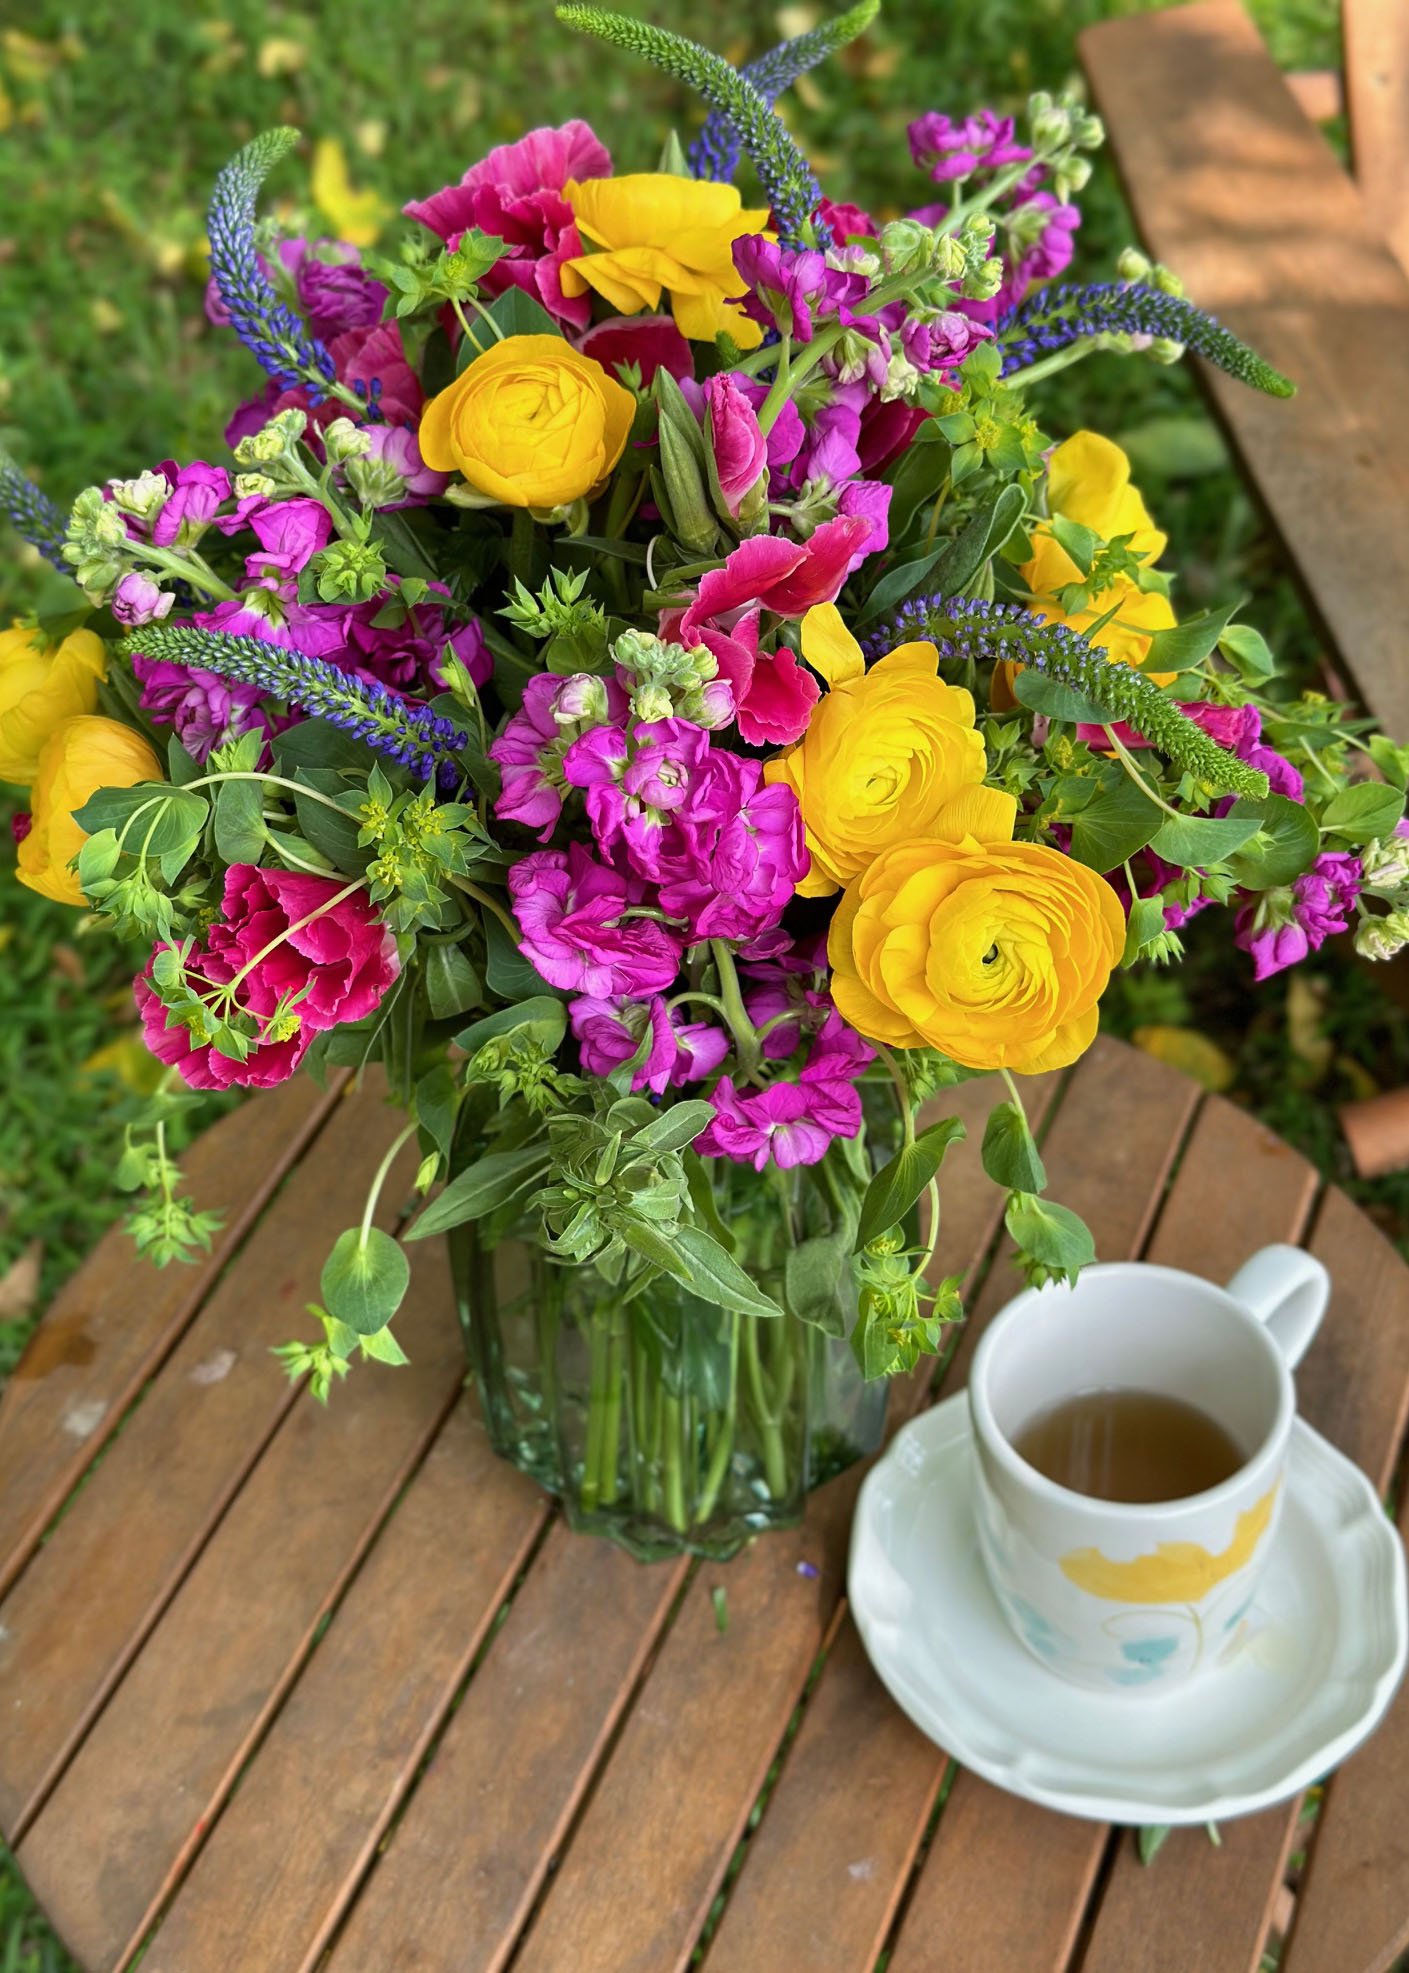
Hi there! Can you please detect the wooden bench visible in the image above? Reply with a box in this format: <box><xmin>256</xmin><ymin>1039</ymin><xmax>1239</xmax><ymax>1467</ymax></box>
<box><xmin>1</xmin><ymin>1035</ymin><xmax>1407</xmax><ymax>1972</ymax></box>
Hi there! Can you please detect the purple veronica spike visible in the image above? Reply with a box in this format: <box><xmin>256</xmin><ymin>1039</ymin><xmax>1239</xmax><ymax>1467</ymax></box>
<box><xmin>206</xmin><ymin>129</ymin><xmax>338</xmax><ymax>398</ymax></box>
<box><xmin>0</xmin><ymin>446</ymin><xmax>70</xmax><ymax>570</ymax></box>
<box><xmin>995</xmin><ymin>282</ymin><xmax>1294</xmax><ymax>397</ymax></box>
<box><xmin>119</xmin><ymin>623</ymin><xmax>466</xmax><ymax>783</ymax></box>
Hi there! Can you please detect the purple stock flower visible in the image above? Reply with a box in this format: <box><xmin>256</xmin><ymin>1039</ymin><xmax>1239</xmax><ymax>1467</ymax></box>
<box><xmin>361</xmin><ymin>422</ymin><xmax>450</xmax><ymax>499</ymax></box>
<box><xmin>489</xmin><ymin>672</ymin><xmax>629</xmax><ymax>840</ymax></box>
<box><xmin>908</xmin><ymin>110</ymin><xmax>1030</xmax><ymax>184</ymax></box>
<box><xmin>569</xmin><ymin>993</ymin><xmax>728</xmax><ymax>1094</ymax></box>
<box><xmin>131</xmin><ymin>652</ymin><xmax>274</xmax><ymax>762</ymax></box>
<box><xmin>240</xmin><ymin>497</ymin><xmax>334</xmax><ymax>582</ymax></box>
<box><xmin>278</xmin><ymin>237</ymin><xmax>389</xmax><ymax>342</ymax></box>
<box><xmin>151</xmin><ymin>461</ymin><xmax>232</xmax><ymax>548</ymax></box>
<box><xmin>563</xmin><ymin>717</ymin><xmax>712</xmax><ymax>879</ymax></box>
<box><xmin>658</xmin><ymin>752</ymin><xmax>808</xmax><ymax>942</ymax></box>
<box><xmin>112</xmin><ymin>572</ymin><xmax>175</xmax><ymax>628</ymax></box>
<box><xmin>696</xmin><ymin>1014</ymin><xmax>873</xmax><ymax>1170</ymax></box>
<box><xmin>508</xmin><ymin>843</ymin><xmax>683</xmax><ymax>998</ymax></box>
<box><xmin>1234</xmin><ymin>853</ymin><xmax>1361</xmax><ymax>981</ymax></box>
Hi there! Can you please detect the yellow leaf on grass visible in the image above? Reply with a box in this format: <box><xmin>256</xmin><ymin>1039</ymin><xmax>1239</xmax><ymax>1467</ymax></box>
<box><xmin>311</xmin><ymin>137</ymin><xmax>392</xmax><ymax>248</ymax></box>
<box><xmin>257</xmin><ymin>35</ymin><xmax>307</xmax><ymax>77</ymax></box>
<box><xmin>1132</xmin><ymin>1025</ymin><xmax>1235</xmax><ymax>1093</ymax></box>
<box><xmin>0</xmin><ymin>1240</ymin><xmax>42</xmax><ymax>1322</ymax></box>
<box><xmin>80</xmin><ymin>1030</ymin><xmax>166</xmax><ymax>1095</ymax></box>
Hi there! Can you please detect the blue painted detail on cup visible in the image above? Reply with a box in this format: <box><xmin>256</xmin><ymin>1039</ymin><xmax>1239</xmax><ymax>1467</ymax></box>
<box><xmin>1107</xmin><ymin>1634</ymin><xmax>1180</xmax><ymax>1685</ymax></box>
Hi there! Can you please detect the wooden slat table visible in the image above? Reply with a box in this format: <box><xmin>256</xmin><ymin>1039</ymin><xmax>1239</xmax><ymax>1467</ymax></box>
<box><xmin>2</xmin><ymin>1036</ymin><xmax>1407</xmax><ymax>1973</ymax></box>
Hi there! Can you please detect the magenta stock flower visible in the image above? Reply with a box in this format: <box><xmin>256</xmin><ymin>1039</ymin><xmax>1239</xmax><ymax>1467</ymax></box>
<box><xmin>658</xmin><ymin>752</ymin><xmax>807</xmax><ymax>942</ymax></box>
<box><xmin>1234</xmin><ymin>853</ymin><xmax>1361</xmax><ymax>982</ymax></box>
<box><xmin>241</xmin><ymin>497</ymin><xmax>334</xmax><ymax>582</ymax></box>
<box><xmin>405</xmin><ymin>121</ymin><xmax>611</xmax><ymax>333</ymax></box>
<box><xmin>563</xmin><ymin>716</ymin><xmax>712</xmax><ymax>878</ymax></box>
<box><xmin>704</xmin><ymin>374</ymin><xmax>767</xmax><ymax>517</ymax></box>
<box><xmin>134</xmin><ymin>867</ymin><xmax>399</xmax><ymax>1091</ymax></box>
<box><xmin>277</xmin><ymin>238</ymin><xmax>389</xmax><ymax>342</ymax></box>
<box><xmin>361</xmin><ymin>422</ymin><xmax>450</xmax><ymax>499</ymax></box>
<box><xmin>908</xmin><ymin>110</ymin><xmax>1030</xmax><ymax>184</ymax></box>
<box><xmin>151</xmin><ymin>461</ymin><xmax>232</xmax><ymax>549</ymax></box>
<box><xmin>696</xmin><ymin>1016</ymin><xmax>873</xmax><ymax>1171</ymax></box>
<box><xmin>569</xmin><ymin>993</ymin><xmax>728</xmax><ymax>1094</ymax></box>
<box><xmin>508</xmin><ymin>843</ymin><xmax>683</xmax><ymax>997</ymax></box>
<box><xmin>131</xmin><ymin>652</ymin><xmax>276</xmax><ymax>762</ymax></box>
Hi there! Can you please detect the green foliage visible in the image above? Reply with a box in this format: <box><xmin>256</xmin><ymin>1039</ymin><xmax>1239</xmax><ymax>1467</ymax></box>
<box><xmin>855</xmin><ymin>1116</ymin><xmax>966</xmax><ymax>1250</ymax></box>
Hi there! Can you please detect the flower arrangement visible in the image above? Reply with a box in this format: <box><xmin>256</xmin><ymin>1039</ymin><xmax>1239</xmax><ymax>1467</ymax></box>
<box><xmin>5</xmin><ymin>4</ymin><xmax>1408</xmax><ymax>1552</ymax></box>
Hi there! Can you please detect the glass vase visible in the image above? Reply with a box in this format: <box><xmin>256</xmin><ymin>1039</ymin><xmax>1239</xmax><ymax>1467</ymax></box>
<box><xmin>449</xmin><ymin>1147</ymin><xmax>892</xmax><ymax>1562</ymax></box>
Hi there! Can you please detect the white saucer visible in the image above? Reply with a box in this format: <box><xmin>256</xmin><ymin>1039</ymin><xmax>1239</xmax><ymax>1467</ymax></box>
<box><xmin>849</xmin><ymin>1394</ymin><xmax>1408</xmax><ymax>1824</ymax></box>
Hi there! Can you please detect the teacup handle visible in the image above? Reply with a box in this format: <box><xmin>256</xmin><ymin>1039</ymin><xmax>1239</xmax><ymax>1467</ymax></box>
<box><xmin>1225</xmin><ymin>1243</ymin><xmax>1329</xmax><ymax>1368</ymax></box>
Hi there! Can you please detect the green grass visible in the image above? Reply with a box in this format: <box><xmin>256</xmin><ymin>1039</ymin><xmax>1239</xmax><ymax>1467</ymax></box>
<box><xmin>0</xmin><ymin>0</ymin><xmax>1357</xmax><ymax>1962</ymax></box>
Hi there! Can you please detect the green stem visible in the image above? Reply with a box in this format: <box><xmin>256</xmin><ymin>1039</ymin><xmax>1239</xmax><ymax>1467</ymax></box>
<box><xmin>661</xmin><ymin>1391</ymin><xmax>687</xmax><ymax>1531</ymax></box>
<box><xmin>874</xmin><ymin>1041</ymin><xmax>916</xmax><ymax>1149</ymax></box>
<box><xmin>1103</xmin><ymin>727</ymin><xmax>1186</xmax><ymax>823</ymax></box>
<box><xmin>597</xmin><ymin>1309</ymin><xmax>624</xmax><ymax>1507</ymax></box>
<box><xmin>446</xmin><ymin>874</ymin><xmax>521</xmax><ymax>944</ymax></box>
<box><xmin>1001</xmin><ymin>338</ymin><xmax>1099</xmax><ymax>391</ymax></box>
<box><xmin>709</xmin><ymin>940</ymin><xmax>763</xmax><ymax>1077</ymax></box>
<box><xmin>694</xmin><ymin>1310</ymin><xmax>740</xmax><ymax>1525</ymax></box>
<box><xmin>358</xmin><ymin>1122</ymin><xmax>418</xmax><ymax>1249</ymax></box>
<box><xmin>580</xmin><ymin>1311</ymin><xmax>611</xmax><ymax>1514</ymax></box>
<box><xmin>742</xmin><ymin>1316</ymin><xmax>789</xmax><ymax>1500</ymax></box>
<box><xmin>509</xmin><ymin>507</ymin><xmax>536</xmax><ymax>588</ymax></box>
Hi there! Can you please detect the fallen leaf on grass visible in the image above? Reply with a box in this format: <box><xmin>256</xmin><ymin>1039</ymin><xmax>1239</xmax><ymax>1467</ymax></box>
<box><xmin>311</xmin><ymin>138</ymin><xmax>392</xmax><ymax>247</ymax></box>
<box><xmin>0</xmin><ymin>1240</ymin><xmax>43</xmax><ymax>1321</ymax></box>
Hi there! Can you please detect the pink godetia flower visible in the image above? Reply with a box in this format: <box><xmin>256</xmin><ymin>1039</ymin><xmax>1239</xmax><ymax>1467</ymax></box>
<box><xmin>508</xmin><ymin>843</ymin><xmax>683</xmax><ymax>998</ymax></box>
<box><xmin>577</xmin><ymin>314</ymin><xmax>693</xmax><ymax>387</ymax></box>
<box><xmin>660</xmin><ymin>515</ymin><xmax>876</xmax><ymax>746</ymax></box>
<box><xmin>1234</xmin><ymin>853</ymin><xmax>1361</xmax><ymax>982</ymax></box>
<box><xmin>908</xmin><ymin>109</ymin><xmax>1030</xmax><ymax>184</ymax></box>
<box><xmin>696</xmin><ymin>1014</ymin><xmax>875</xmax><ymax>1171</ymax></box>
<box><xmin>703</xmin><ymin>373</ymin><xmax>768</xmax><ymax>517</ymax></box>
<box><xmin>134</xmin><ymin>867</ymin><xmax>399</xmax><ymax>1090</ymax></box>
<box><xmin>404</xmin><ymin>120</ymin><xmax>611</xmax><ymax>333</ymax></box>
<box><xmin>112</xmin><ymin>572</ymin><xmax>175</xmax><ymax>629</ymax></box>
<box><xmin>489</xmin><ymin>672</ymin><xmax>630</xmax><ymax>839</ymax></box>
<box><xmin>340</xmin><ymin>587</ymin><xmax>491</xmax><ymax>696</ymax></box>
<box><xmin>1077</xmin><ymin>700</ymin><xmax>1305</xmax><ymax>804</ymax></box>
<box><xmin>568</xmin><ymin>992</ymin><xmax>729</xmax><ymax>1095</ymax></box>
<box><xmin>816</xmin><ymin>197</ymin><xmax>880</xmax><ymax>241</ymax></box>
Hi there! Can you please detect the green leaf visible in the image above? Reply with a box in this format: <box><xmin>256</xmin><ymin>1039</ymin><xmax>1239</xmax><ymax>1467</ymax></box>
<box><xmin>214</xmin><ymin>777</ymin><xmax>266</xmax><ymax>863</ymax></box>
<box><xmin>273</xmin><ymin>717</ymin><xmax>380</xmax><ymax>777</ymax></box>
<box><xmin>626</xmin><ymin>1101</ymin><xmax>715</xmax><ymax>1161</ymax></box>
<box><xmin>855</xmin><ymin>1117</ymin><xmax>967</xmax><ymax>1251</ymax></box>
<box><xmin>885</xmin><ymin>422</ymin><xmax>951</xmax><ymax>535</ymax></box>
<box><xmin>1004</xmin><ymin>1192</ymin><xmax>1096</xmax><ymax>1275</ymax></box>
<box><xmin>413</xmin><ymin>1064</ymin><xmax>459</xmax><ymax>1164</ymax></box>
<box><xmin>1122</xmin><ymin>894</ymin><xmax>1167</xmax><ymax>966</ymax></box>
<box><xmin>1049</xmin><ymin>514</ymin><xmax>1099</xmax><ymax>575</ymax></box>
<box><xmin>981</xmin><ymin>1102</ymin><xmax>1046</xmax><ymax>1192</ymax></box>
<box><xmin>786</xmin><ymin>1227</ymin><xmax>852</xmax><ymax>1336</ymax></box>
<box><xmin>1011</xmin><ymin>668</ymin><xmax>1113</xmax><ymax>726</ymax></box>
<box><xmin>72</xmin><ymin>783</ymin><xmax>209</xmax><ymax>858</ymax></box>
<box><xmin>167</xmin><ymin>736</ymin><xmax>200</xmax><ymax>786</ymax></box>
<box><xmin>485</xmin><ymin>911</ymin><xmax>548</xmax><ymax>998</ymax></box>
<box><xmin>456</xmin><ymin>286</ymin><xmax>564</xmax><ymax>370</ymax></box>
<box><xmin>1068</xmin><ymin>773</ymin><xmax>1162</xmax><ymax>872</ymax></box>
<box><xmin>1217</xmin><ymin>623</ymin><xmax>1277</xmax><ymax>683</ymax></box>
<box><xmin>1225</xmin><ymin>793</ymin><xmax>1321</xmax><ymax>889</ymax></box>
<box><xmin>684</xmin><ymin>1149</ymin><xmax>736</xmax><ymax>1254</ymax></box>
<box><xmin>455</xmin><ymin>994</ymin><xmax>566</xmax><ymax>1057</ymax></box>
<box><xmin>425</xmin><ymin>940</ymin><xmax>483</xmax><ymax>1020</ymax></box>
<box><xmin>320</xmin><ymin>1226</ymin><xmax>411</xmax><ymax>1336</ymax></box>
<box><xmin>293</xmin><ymin>785</ymin><xmax>370</xmax><ymax>872</ymax></box>
<box><xmin>856</xmin><ymin>544</ymin><xmax>951</xmax><ymax>626</ymax></box>
<box><xmin>1141</xmin><ymin>601</ymin><xmax>1239</xmax><ymax>674</ymax></box>
<box><xmin>1319</xmin><ymin>779</ymin><xmax>1405</xmax><ymax>845</ymax></box>
<box><xmin>1368</xmin><ymin>734</ymin><xmax>1409</xmax><ymax>792</ymax></box>
<box><xmin>1138</xmin><ymin>1824</ymin><xmax>1172</xmax><ymax>1866</ymax></box>
<box><xmin>618</xmin><ymin>1217</ymin><xmax>690</xmax><ymax>1280</ymax></box>
<box><xmin>928</xmin><ymin>482</ymin><xmax>1026</xmax><ymax>597</ymax></box>
<box><xmin>358</xmin><ymin>1322</ymin><xmax>411</xmax><ymax>1366</ymax></box>
<box><xmin>1148</xmin><ymin>806</ymin><xmax>1265</xmax><ymax>869</ymax></box>
<box><xmin>407</xmin><ymin>1143</ymin><xmax>549</xmax><ymax>1238</ymax></box>
<box><xmin>671</xmin><ymin>1224</ymin><xmax>785</xmax><ymax>1319</ymax></box>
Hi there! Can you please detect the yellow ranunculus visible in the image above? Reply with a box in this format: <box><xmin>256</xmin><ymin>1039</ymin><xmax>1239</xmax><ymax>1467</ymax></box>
<box><xmin>419</xmin><ymin>334</ymin><xmax>634</xmax><ymax>509</ymax></box>
<box><xmin>0</xmin><ymin>624</ymin><xmax>107</xmax><ymax>786</ymax></box>
<box><xmin>765</xmin><ymin>604</ymin><xmax>1001</xmax><ymax>896</ymax></box>
<box><xmin>827</xmin><ymin>804</ymin><xmax>1125</xmax><ymax>1074</ymax></box>
<box><xmin>561</xmin><ymin>174</ymin><xmax>771</xmax><ymax>350</ymax></box>
<box><xmin>17</xmin><ymin>715</ymin><xmax>162</xmax><ymax>906</ymax></box>
<box><xmin>1020</xmin><ymin>429</ymin><xmax>1177</xmax><ymax>683</ymax></box>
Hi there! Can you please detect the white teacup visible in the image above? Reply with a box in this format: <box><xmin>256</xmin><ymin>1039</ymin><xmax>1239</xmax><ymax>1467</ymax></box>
<box><xmin>968</xmin><ymin>1246</ymin><xmax>1329</xmax><ymax>1692</ymax></box>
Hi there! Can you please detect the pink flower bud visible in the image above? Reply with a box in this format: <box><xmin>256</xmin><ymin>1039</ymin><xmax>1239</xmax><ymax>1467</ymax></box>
<box><xmin>704</xmin><ymin>374</ymin><xmax>768</xmax><ymax>518</ymax></box>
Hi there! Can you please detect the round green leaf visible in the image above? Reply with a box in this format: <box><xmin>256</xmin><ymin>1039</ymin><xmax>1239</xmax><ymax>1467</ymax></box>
<box><xmin>320</xmin><ymin>1227</ymin><xmax>411</xmax><ymax>1336</ymax></box>
<box><xmin>1226</xmin><ymin>794</ymin><xmax>1320</xmax><ymax>889</ymax></box>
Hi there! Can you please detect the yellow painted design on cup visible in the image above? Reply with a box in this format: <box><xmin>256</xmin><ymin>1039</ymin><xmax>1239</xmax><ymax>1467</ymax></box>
<box><xmin>1058</xmin><ymin>1487</ymin><xmax>1276</xmax><ymax>1604</ymax></box>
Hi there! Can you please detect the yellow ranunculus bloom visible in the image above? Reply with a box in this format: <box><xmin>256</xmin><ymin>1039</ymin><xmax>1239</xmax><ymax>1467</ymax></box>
<box><xmin>827</xmin><ymin>804</ymin><xmax>1125</xmax><ymax>1073</ymax></box>
<box><xmin>561</xmin><ymin>174</ymin><xmax>771</xmax><ymax>350</ymax></box>
<box><xmin>419</xmin><ymin>334</ymin><xmax>634</xmax><ymax>509</ymax></box>
<box><xmin>1020</xmin><ymin>429</ymin><xmax>1177</xmax><ymax>683</ymax></box>
<box><xmin>0</xmin><ymin>624</ymin><xmax>107</xmax><ymax>786</ymax></box>
<box><xmin>18</xmin><ymin>715</ymin><xmax>161</xmax><ymax>906</ymax></box>
<box><xmin>765</xmin><ymin>604</ymin><xmax>995</xmax><ymax>897</ymax></box>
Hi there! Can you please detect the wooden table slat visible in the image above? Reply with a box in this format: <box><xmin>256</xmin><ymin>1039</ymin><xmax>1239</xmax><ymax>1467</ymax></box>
<box><xmin>885</xmin><ymin>1091</ymin><xmax>1318</xmax><ymax>1973</ymax></box>
<box><xmin>1080</xmin><ymin>0</ymin><xmax>1409</xmax><ymax>741</ymax></box>
<box><xmin>0</xmin><ymin>1072</ymin><xmax>344</xmax><ymax>1602</ymax></box>
<box><xmin>15</xmin><ymin>1241</ymin><xmax>465</xmax><ymax>1973</ymax></box>
<box><xmin>0</xmin><ymin>1075</ymin><xmax>412</xmax><ymax>1842</ymax></box>
<box><xmin>327</xmin><ymin>1524</ymin><xmax>690</xmax><ymax>1973</ymax></box>
<box><xmin>1345</xmin><ymin>0</ymin><xmax>1409</xmax><ymax>275</ymax></box>
<box><xmin>134</xmin><ymin>1395</ymin><xmax>550</xmax><ymax>1973</ymax></box>
<box><xmin>1070</xmin><ymin>1180</ymin><xmax>1409</xmax><ymax>1973</ymax></box>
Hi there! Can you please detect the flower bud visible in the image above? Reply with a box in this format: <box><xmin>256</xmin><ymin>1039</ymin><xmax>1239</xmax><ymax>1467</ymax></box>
<box><xmin>879</xmin><ymin>217</ymin><xmax>933</xmax><ymax>278</ymax></box>
<box><xmin>111</xmin><ymin>572</ymin><xmax>175</xmax><ymax>628</ymax></box>
<box><xmin>1147</xmin><ymin>337</ymin><xmax>1185</xmax><ymax>366</ymax></box>
<box><xmin>1117</xmin><ymin>246</ymin><xmax>1152</xmax><ymax>283</ymax></box>
<box><xmin>961</xmin><ymin>257</ymin><xmax>1004</xmax><ymax>303</ymax></box>
<box><xmin>107</xmin><ymin>471</ymin><xmax>170</xmax><ymax>524</ymax></box>
<box><xmin>308</xmin><ymin>538</ymin><xmax>389</xmax><ymax>604</ymax></box>
<box><xmin>554</xmin><ymin>672</ymin><xmax>613</xmax><ymax>725</ymax></box>
<box><xmin>1362</xmin><ymin>834</ymin><xmax>1409</xmax><ymax>890</ymax></box>
<box><xmin>233</xmin><ymin>424</ymin><xmax>290</xmax><ymax>467</ymax></box>
<box><xmin>322</xmin><ymin>417</ymin><xmax>372</xmax><ymax>466</ymax></box>
<box><xmin>344</xmin><ymin>452</ymin><xmax>410</xmax><ymax>509</ymax></box>
<box><xmin>1356</xmin><ymin>915</ymin><xmax>1408</xmax><ymax>960</ymax></box>
<box><xmin>932</xmin><ymin>233</ymin><xmax>968</xmax><ymax>281</ymax></box>
<box><xmin>234</xmin><ymin>472</ymin><xmax>279</xmax><ymax>499</ymax></box>
<box><xmin>1153</xmin><ymin>264</ymin><xmax>1186</xmax><ymax>298</ymax></box>
<box><xmin>631</xmin><ymin>682</ymin><xmax>674</xmax><ymax>724</ymax></box>
<box><xmin>656</xmin><ymin>413</ymin><xmax>717</xmax><ymax>554</ymax></box>
<box><xmin>1075</xmin><ymin>112</ymin><xmax>1105</xmax><ymax>149</ymax></box>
